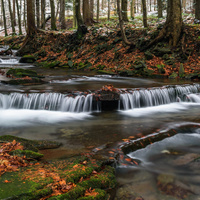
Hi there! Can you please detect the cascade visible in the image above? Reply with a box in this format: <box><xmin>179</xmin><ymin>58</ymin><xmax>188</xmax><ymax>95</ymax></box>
<box><xmin>119</xmin><ymin>84</ymin><xmax>200</xmax><ymax>110</ymax></box>
<box><xmin>0</xmin><ymin>58</ymin><xmax>19</xmax><ymax>64</ymax></box>
<box><xmin>0</xmin><ymin>93</ymin><xmax>95</xmax><ymax>112</ymax></box>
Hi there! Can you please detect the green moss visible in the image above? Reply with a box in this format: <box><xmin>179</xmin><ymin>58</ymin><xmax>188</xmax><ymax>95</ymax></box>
<box><xmin>0</xmin><ymin>135</ymin><xmax>62</xmax><ymax>152</ymax></box>
<box><xmin>78</xmin><ymin>189</ymin><xmax>108</xmax><ymax>200</ymax></box>
<box><xmin>10</xmin><ymin>149</ymin><xmax>44</xmax><ymax>160</ymax></box>
<box><xmin>19</xmin><ymin>55</ymin><xmax>36</xmax><ymax>63</ymax></box>
<box><xmin>97</xmin><ymin>70</ymin><xmax>116</xmax><ymax>75</ymax></box>
<box><xmin>41</xmin><ymin>61</ymin><xmax>61</xmax><ymax>68</ymax></box>
<box><xmin>48</xmin><ymin>185</ymin><xmax>86</xmax><ymax>200</ymax></box>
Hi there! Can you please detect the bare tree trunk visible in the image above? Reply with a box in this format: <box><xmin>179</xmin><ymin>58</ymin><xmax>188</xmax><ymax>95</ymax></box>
<box><xmin>36</xmin><ymin>0</ymin><xmax>40</xmax><ymax>28</ymax></box>
<box><xmin>146</xmin><ymin>0</ymin><xmax>182</xmax><ymax>48</ymax></box>
<box><xmin>108</xmin><ymin>0</ymin><xmax>110</xmax><ymax>20</ymax></box>
<box><xmin>154</xmin><ymin>0</ymin><xmax>156</xmax><ymax>11</ymax></box>
<box><xmin>75</xmin><ymin>0</ymin><xmax>83</xmax><ymax>27</ymax></box>
<box><xmin>16</xmin><ymin>0</ymin><xmax>22</xmax><ymax>35</ymax></box>
<box><xmin>50</xmin><ymin>0</ymin><xmax>56</xmax><ymax>30</ymax></box>
<box><xmin>142</xmin><ymin>0</ymin><xmax>148</xmax><ymax>27</ymax></box>
<box><xmin>131</xmin><ymin>0</ymin><xmax>135</xmax><ymax>19</ymax></box>
<box><xmin>41</xmin><ymin>0</ymin><xmax>45</xmax><ymax>29</ymax></box>
<box><xmin>13</xmin><ymin>0</ymin><xmax>16</xmax><ymax>26</ymax></box>
<box><xmin>1</xmin><ymin>0</ymin><xmax>8</xmax><ymax>36</ymax></box>
<box><xmin>8</xmin><ymin>0</ymin><xmax>16</xmax><ymax>34</ymax></box>
<box><xmin>83</xmin><ymin>0</ymin><xmax>91</xmax><ymax>25</ymax></box>
<box><xmin>23</xmin><ymin>0</ymin><xmax>26</xmax><ymax>29</ymax></box>
<box><xmin>90</xmin><ymin>0</ymin><xmax>94</xmax><ymax>21</ymax></box>
<box><xmin>102</xmin><ymin>0</ymin><xmax>104</xmax><ymax>10</ymax></box>
<box><xmin>60</xmin><ymin>0</ymin><xmax>66</xmax><ymax>29</ymax></box>
<box><xmin>117</xmin><ymin>0</ymin><xmax>132</xmax><ymax>45</ymax></box>
<box><xmin>121</xmin><ymin>0</ymin><xmax>129</xmax><ymax>21</ymax></box>
<box><xmin>27</xmin><ymin>0</ymin><xmax>37</xmax><ymax>35</ymax></box>
<box><xmin>97</xmin><ymin>0</ymin><xmax>100</xmax><ymax>21</ymax></box>
<box><xmin>195</xmin><ymin>0</ymin><xmax>200</xmax><ymax>20</ymax></box>
<box><xmin>157</xmin><ymin>0</ymin><xmax>163</xmax><ymax>18</ymax></box>
<box><xmin>56</xmin><ymin>0</ymin><xmax>60</xmax><ymax>18</ymax></box>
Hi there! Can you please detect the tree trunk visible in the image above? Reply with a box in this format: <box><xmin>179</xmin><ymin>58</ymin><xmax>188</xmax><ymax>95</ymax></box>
<box><xmin>121</xmin><ymin>0</ymin><xmax>129</xmax><ymax>21</ymax></box>
<box><xmin>90</xmin><ymin>0</ymin><xmax>94</xmax><ymax>21</ymax></box>
<box><xmin>50</xmin><ymin>0</ymin><xmax>56</xmax><ymax>30</ymax></box>
<box><xmin>142</xmin><ymin>0</ymin><xmax>148</xmax><ymax>28</ymax></box>
<box><xmin>195</xmin><ymin>0</ymin><xmax>200</xmax><ymax>20</ymax></box>
<box><xmin>154</xmin><ymin>0</ymin><xmax>156</xmax><ymax>11</ymax></box>
<box><xmin>97</xmin><ymin>0</ymin><xmax>99</xmax><ymax>21</ymax></box>
<box><xmin>108</xmin><ymin>0</ymin><xmax>110</xmax><ymax>20</ymax></box>
<box><xmin>146</xmin><ymin>0</ymin><xmax>182</xmax><ymax>48</ymax></box>
<box><xmin>16</xmin><ymin>0</ymin><xmax>22</xmax><ymax>35</ymax></box>
<box><xmin>23</xmin><ymin>0</ymin><xmax>26</xmax><ymax>29</ymax></box>
<box><xmin>36</xmin><ymin>0</ymin><xmax>40</xmax><ymax>28</ymax></box>
<box><xmin>83</xmin><ymin>0</ymin><xmax>91</xmax><ymax>26</ymax></box>
<box><xmin>27</xmin><ymin>0</ymin><xmax>37</xmax><ymax>35</ymax></box>
<box><xmin>157</xmin><ymin>0</ymin><xmax>163</xmax><ymax>18</ymax></box>
<box><xmin>8</xmin><ymin>0</ymin><xmax>16</xmax><ymax>34</ymax></box>
<box><xmin>131</xmin><ymin>0</ymin><xmax>135</xmax><ymax>19</ymax></box>
<box><xmin>13</xmin><ymin>0</ymin><xmax>16</xmax><ymax>26</ymax></box>
<box><xmin>75</xmin><ymin>0</ymin><xmax>83</xmax><ymax>27</ymax></box>
<box><xmin>102</xmin><ymin>0</ymin><xmax>104</xmax><ymax>10</ymax></box>
<box><xmin>60</xmin><ymin>0</ymin><xmax>66</xmax><ymax>29</ymax></box>
<box><xmin>41</xmin><ymin>0</ymin><xmax>45</xmax><ymax>29</ymax></box>
<box><xmin>1</xmin><ymin>0</ymin><xmax>8</xmax><ymax>36</ymax></box>
<box><xmin>117</xmin><ymin>0</ymin><xmax>132</xmax><ymax>45</ymax></box>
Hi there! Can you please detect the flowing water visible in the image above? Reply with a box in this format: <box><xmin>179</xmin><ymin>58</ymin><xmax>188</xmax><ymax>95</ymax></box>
<box><xmin>0</xmin><ymin>57</ymin><xmax>200</xmax><ymax>199</ymax></box>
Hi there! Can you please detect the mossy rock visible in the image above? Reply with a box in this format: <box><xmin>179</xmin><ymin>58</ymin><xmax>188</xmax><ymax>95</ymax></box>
<box><xmin>0</xmin><ymin>135</ymin><xmax>62</xmax><ymax>152</ymax></box>
<box><xmin>144</xmin><ymin>51</ymin><xmax>154</xmax><ymax>60</ymax></box>
<box><xmin>10</xmin><ymin>149</ymin><xmax>44</xmax><ymax>160</ymax></box>
<box><xmin>41</xmin><ymin>61</ymin><xmax>61</xmax><ymax>68</ymax></box>
<box><xmin>19</xmin><ymin>55</ymin><xmax>36</xmax><ymax>63</ymax></box>
<box><xmin>2</xmin><ymin>77</ymin><xmax>46</xmax><ymax>85</ymax></box>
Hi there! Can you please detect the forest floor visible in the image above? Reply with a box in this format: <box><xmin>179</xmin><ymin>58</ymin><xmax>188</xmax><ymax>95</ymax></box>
<box><xmin>0</xmin><ymin>14</ymin><xmax>200</xmax><ymax>80</ymax></box>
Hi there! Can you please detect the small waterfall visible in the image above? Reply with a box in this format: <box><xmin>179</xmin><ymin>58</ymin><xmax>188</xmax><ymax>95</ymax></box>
<box><xmin>119</xmin><ymin>84</ymin><xmax>200</xmax><ymax>110</ymax></box>
<box><xmin>0</xmin><ymin>58</ymin><xmax>19</xmax><ymax>64</ymax></box>
<box><xmin>0</xmin><ymin>93</ymin><xmax>95</xmax><ymax>112</ymax></box>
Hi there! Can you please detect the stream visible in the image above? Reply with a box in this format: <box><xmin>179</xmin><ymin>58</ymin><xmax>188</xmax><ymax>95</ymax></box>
<box><xmin>0</xmin><ymin>54</ymin><xmax>200</xmax><ymax>200</ymax></box>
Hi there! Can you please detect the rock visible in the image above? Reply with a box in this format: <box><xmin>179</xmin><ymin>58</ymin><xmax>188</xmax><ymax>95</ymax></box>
<box><xmin>153</xmin><ymin>47</ymin><xmax>171</xmax><ymax>57</ymax></box>
<box><xmin>98</xmin><ymin>70</ymin><xmax>116</xmax><ymax>75</ymax></box>
<box><xmin>144</xmin><ymin>51</ymin><xmax>154</xmax><ymax>60</ymax></box>
<box><xmin>119</xmin><ymin>70</ymin><xmax>134</xmax><ymax>76</ymax></box>
<box><xmin>10</xmin><ymin>149</ymin><xmax>44</xmax><ymax>160</ymax></box>
<box><xmin>19</xmin><ymin>55</ymin><xmax>36</xmax><ymax>63</ymax></box>
<box><xmin>169</xmin><ymin>72</ymin><xmax>178</xmax><ymax>79</ymax></box>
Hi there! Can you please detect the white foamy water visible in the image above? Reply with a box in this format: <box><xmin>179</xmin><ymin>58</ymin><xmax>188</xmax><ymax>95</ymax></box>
<box><xmin>119</xmin><ymin>102</ymin><xmax>200</xmax><ymax>117</ymax></box>
<box><xmin>0</xmin><ymin>109</ymin><xmax>91</xmax><ymax>127</ymax></box>
<box><xmin>0</xmin><ymin>58</ymin><xmax>19</xmax><ymax>64</ymax></box>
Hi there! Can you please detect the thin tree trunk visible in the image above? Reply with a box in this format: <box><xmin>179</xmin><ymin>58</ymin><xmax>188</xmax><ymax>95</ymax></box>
<box><xmin>121</xmin><ymin>0</ymin><xmax>129</xmax><ymax>21</ymax></box>
<box><xmin>50</xmin><ymin>0</ymin><xmax>56</xmax><ymax>30</ymax></box>
<box><xmin>56</xmin><ymin>0</ymin><xmax>60</xmax><ymax>18</ymax></box>
<box><xmin>108</xmin><ymin>0</ymin><xmax>110</xmax><ymax>20</ymax></box>
<box><xmin>157</xmin><ymin>0</ymin><xmax>163</xmax><ymax>18</ymax></box>
<box><xmin>8</xmin><ymin>0</ymin><xmax>16</xmax><ymax>34</ymax></box>
<box><xmin>16</xmin><ymin>0</ymin><xmax>22</xmax><ymax>35</ymax></box>
<box><xmin>60</xmin><ymin>0</ymin><xmax>66</xmax><ymax>29</ymax></box>
<box><xmin>75</xmin><ymin>0</ymin><xmax>83</xmax><ymax>27</ymax></box>
<box><xmin>102</xmin><ymin>0</ymin><xmax>104</xmax><ymax>10</ymax></box>
<box><xmin>117</xmin><ymin>0</ymin><xmax>132</xmax><ymax>45</ymax></box>
<box><xmin>13</xmin><ymin>0</ymin><xmax>16</xmax><ymax>26</ymax></box>
<box><xmin>27</xmin><ymin>0</ymin><xmax>37</xmax><ymax>35</ymax></box>
<box><xmin>41</xmin><ymin>0</ymin><xmax>45</xmax><ymax>29</ymax></box>
<box><xmin>154</xmin><ymin>0</ymin><xmax>156</xmax><ymax>11</ymax></box>
<box><xmin>23</xmin><ymin>0</ymin><xmax>26</xmax><ymax>29</ymax></box>
<box><xmin>97</xmin><ymin>0</ymin><xmax>99</xmax><ymax>21</ymax></box>
<box><xmin>142</xmin><ymin>0</ymin><xmax>148</xmax><ymax>28</ymax></box>
<box><xmin>195</xmin><ymin>0</ymin><xmax>200</xmax><ymax>20</ymax></box>
<box><xmin>131</xmin><ymin>0</ymin><xmax>135</xmax><ymax>19</ymax></box>
<box><xmin>182</xmin><ymin>0</ymin><xmax>186</xmax><ymax>11</ymax></box>
<box><xmin>90</xmin><ymin>0</ymin><xmax>94</xmax><ymax>21</ymax></box>
<box><xmin>36</xmin><ymin>0</ymin><xmax>40</xmax><ymax>28</ymax></box>
<box><xmin>1</xmin><ymin>0</ymin><xmax>8</xmax><ymax>36</ymax></box>
<box><xmin>83</xmin><ymin>0</ymin><xmax>91</xmax><ymax>26</ymax></box>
